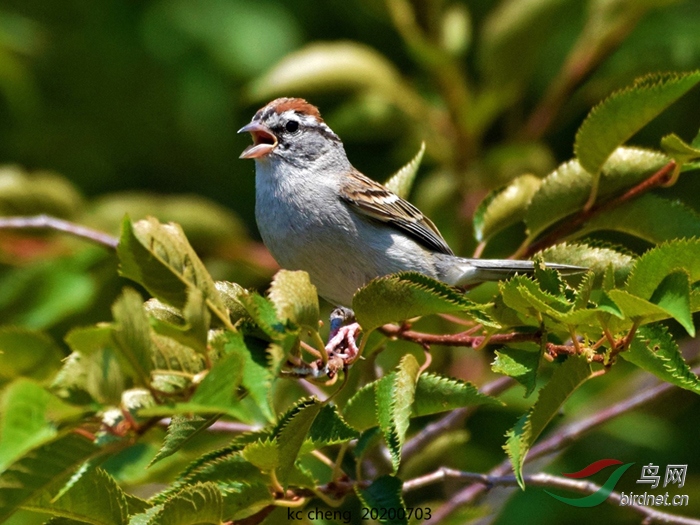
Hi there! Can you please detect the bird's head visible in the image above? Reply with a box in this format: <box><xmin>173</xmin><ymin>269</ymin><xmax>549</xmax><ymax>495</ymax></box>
<box><xmin>239</xmin><ymin>98</ymin><xmax>342</xmax><ymax>164</ymax></box>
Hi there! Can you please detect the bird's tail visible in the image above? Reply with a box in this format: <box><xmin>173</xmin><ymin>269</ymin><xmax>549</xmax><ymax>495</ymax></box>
<box><xmin>434</xmin><ymin>255</ymin><xmax>585</xmax><ymax>287</ymax></box>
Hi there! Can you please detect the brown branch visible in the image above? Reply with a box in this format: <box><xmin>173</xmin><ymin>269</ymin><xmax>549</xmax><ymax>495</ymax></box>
<box><xmin>405</xmin><ymin>468</ymin><xmax>700</xmax><ymax>525</ymax></box>
<box><xmin>380</xmin><ymin>324</ymin><xmax>606</xmax><ymax>363</ymax></box>
<box><xmin>521</xmin><ymin>161</ymin><xmax>676</xmax><ymax>258</ymax></box>
<box><xmin>0</xmin><ymin>214</ymin><xmax>119</xmax><ymax>249</ymax></box>
<box><xmin>380</xmin><ymin>324</ymin><xmax>539</xmax><ymax>347</ymax></box>
<box><xmin>431</xmin><ymin>364</ymin><xmax>700</xmax><ymax>522</ymax></box>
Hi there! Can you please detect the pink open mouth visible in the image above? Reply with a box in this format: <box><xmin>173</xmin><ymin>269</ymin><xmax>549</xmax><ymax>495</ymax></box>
<box><xmin>239</xmin><ymin>122</ymin><xmax>277</xmax><ymax>159</ymax></box>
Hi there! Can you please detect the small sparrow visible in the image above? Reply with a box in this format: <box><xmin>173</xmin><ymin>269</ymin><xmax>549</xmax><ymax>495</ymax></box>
<box><xmin>239</xmin><ymin>98</ymin><xmax>580</xmax><ymax>308</ymax></box>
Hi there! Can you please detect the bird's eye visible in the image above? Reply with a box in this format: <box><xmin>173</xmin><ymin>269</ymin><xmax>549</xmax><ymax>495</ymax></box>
<box><xmin>285</xmin><ymin>120</ymin><xmax>299</xmax><ymax>133</ymax></box>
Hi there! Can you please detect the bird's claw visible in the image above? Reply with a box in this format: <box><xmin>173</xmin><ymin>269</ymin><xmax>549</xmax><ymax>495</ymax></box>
<box><xmin>284</xmin><ymin>309</ymin><xmax>361</xmax><ymax>382</ymax></box>
<box><xmin>325</xmin><ymin>322</ymin><xmax>361</xmax><ymax>361</ymax></box>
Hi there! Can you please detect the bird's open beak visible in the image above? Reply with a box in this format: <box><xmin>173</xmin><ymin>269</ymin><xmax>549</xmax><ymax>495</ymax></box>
<box><xmin>238</xmin><ymin>121</ymin><xmax>277</xmax><ymax>159</ymax></box>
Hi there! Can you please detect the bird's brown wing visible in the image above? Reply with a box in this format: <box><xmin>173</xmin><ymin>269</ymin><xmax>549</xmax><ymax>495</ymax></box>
<box><xmin>339</xmin><ymin>169</ymin><xmax>454</xmax><ymax>255</ymax></box>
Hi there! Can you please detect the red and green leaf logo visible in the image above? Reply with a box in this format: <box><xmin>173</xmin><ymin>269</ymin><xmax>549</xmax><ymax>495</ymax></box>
<box><xmin>545</xmin><ymin>459</ymin><xmax>634</xmax><ymax>507</ymax></box>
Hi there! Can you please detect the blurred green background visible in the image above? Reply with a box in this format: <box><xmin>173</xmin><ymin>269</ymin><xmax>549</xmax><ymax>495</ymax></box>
<box><xmin>3</xmin><ymin>0</ymin><xmax>700</xmax><ymax>241</ymax></box>
<box><xmin>1</xmin><ymin>1</ymin><xmax>700</xmax><ymax>523</ymax></box>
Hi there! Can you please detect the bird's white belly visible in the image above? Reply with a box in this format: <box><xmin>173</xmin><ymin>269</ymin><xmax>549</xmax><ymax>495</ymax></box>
<box><xmin>256</xmin><ymin>200</ymin><xmax>373</xmax><ymax>305</ymax></box>
<box><xmin>254</xmin><ymin>164</ymin><xmax>437</xmax><ymax>306</ymax></box>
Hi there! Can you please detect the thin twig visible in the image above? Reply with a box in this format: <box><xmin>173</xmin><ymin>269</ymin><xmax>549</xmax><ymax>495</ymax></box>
<box><xmin>405</xmin><ymin>468</ymin><xmax>700</xmax><ymax>525</ymax></box>
<box><xmin>0</xmin><ymin>214</ymin><xmax>119</xmax><ymax>249</ymax></box>
<box><xmin>380</xmin><ymin>324</ymin><xmax>606</xmax><ymax>362</ymax></box>
<box><xmin>299</xmin><ymin>379</ymin><xmax>327</xmax><ymax>400</ymax></box>
<box><xmin>430</xmin><ymin>365</ymin><xmax>700</xmax><ymax>522</ymax></box>
<box><xmin>380</xmin><ymin>324</ymin><xmax>538</xmax><ymax>347</ymax></box>
<box><xmin>520</xmin><ymin>161</ymin><xmax>676</xmax><ymax>258</ymax></box>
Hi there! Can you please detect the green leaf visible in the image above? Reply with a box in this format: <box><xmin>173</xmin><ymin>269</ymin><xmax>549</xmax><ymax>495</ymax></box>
<box><xmin>0</xmin><ymin>434</ymin><xmax>98</xmax><ymax>522</ymax></box>
<box><xmin>575</xmin><ymin>71</ymin><xmax>700</xmax><ymax>181</ymax></box>
<box><xmin>236</xmin><ymin>291</ymin><xmax>294</xmax><ymax>378</ymax></box>
<box><xmin>26</xmin><ymin>468</ymin><xmax>128</xmax><ymax>525</ymax></box>
<box><xmin>182</xmin><ymin>288</ymin><xmax>210</xmax><ymax>349</ymax></box>
<box><xmin>190</xmin><ymin>351</ymin><xmax>245</xmax><ymax>409</ymax></box>
<box><xmin>288</xmin><ymin>463</ymin><xmax>318</xmax><ymax>491</ymax></box>
<box><xmin>65</xmin><ymin>324</ymin><xmax>113</xmax><ymax>356</ymax></box>
<box><xmin>241</xmin><ymin>439</ymin><xmax>279</xmax><ymax>471</ymax></box>
<box><xmin>625</xmin><ymin>238</ymin><xmax>700</xmax><ymax>300</ymax></box>
<box><xmin>344</xmin><ymin>372</ymin><xmax>499</xmax><ymax>431</ymax></box>
<box><xmin>661</xmin><ymin>133</ymin><xmax>700</xmax><ymax>164</ymax></box>
<box><xmin>146</xmin><ymin>483</ymin><xmax>222</xmax><ymax>525</ymax></box>
<box><xmin>149</xmin><ymin>415</ymin><xmax>220</xmax><ymax>467</ymax></box>
<box><xmin>526</xmin><ymin>148</ymin><xmax>668</xmax><ymax>239</ymax></box>
<box><xmin>500</xmin><ymin>275</ymin><xmax>571</xmax><ymax>321</ymax></box>
<box><xmin>376</xmin><ymin>354</ymin><xmax>420</xmax><ymax>472</ymax></box>
<box><xmin>110</xmin><ymin>288</ymin><xmax>154</xmax><ymax>386</ymax></box>
<box><xmin>577</xmin><ymin>194</ymin><xmax>700</xmax><ymax>244</ymax></box>
<box><xmin>274</xmin><ymin>399</ymin><xmax>322</xmax><ymax>485</ymax></box>
<box><xmin>473</xmin><ymin>174</ymin><xmax>541</xmax><ymax>242</ymax></box>
<box><xmin>343</xmin><ymin>382</ymin><xmax>377</xmax><ymax>431</ymax></box>
<box><xmin>147</xmin><ymin>290</ymin><xmax>210</xmax><ymax>355</ymax></box>
<box><xmin>308</xmin><ymin>404</ymin><xmax>360</xmax><ymax>446</ymax></box>
<box><xmin>353</xmin><ymin>272</ymin><xmax>488</xmax><ymax>333</ymax></box>
<box><xmin>356</xmin><ymin>475</ymin><xmax>407</xmax><ymax>525</ymax></box>
<box><xmin>605</xmin><ymin>290</ymin><xmax>672</xmax><ymax>322</ymax></box>
<box><xmin>597</xmin><ymin>291</ymin><xmax>624</xmax><ymax>319</ymax></box>
<box><xmin>248</xmin><ymin>41</ymin><xmax>405</xmax><ymax>101</ymax></box>
<box><xmin>237</xmin><ymin>290</ymin><xmax>286</xmax><ymax>339</ymax></box>
<box><xmin>117</xmin><ymin>217</ymin><xmax>227</xmax><ymax>319</ymax></box>
<box><xmin>539</xmin><ymin>242</ymin><xmax>634</xmax><ymax>288</ymax></box>
<box><xmin>533</xmin><ymin>256</ymin><xmax>564</xmax><ymax>296</ymax></box>
<box><xmin>384</xmin><ymin>142</ymin><xmax>425</xmax><ymax>199</ymax></box>
<box><xmin>221</xmin><ymin>481</ymin><xmax>272</xmax><ymax>521</ymax></box>
<box><xmin>154</xmin><ymin>451</ymin><xmax>267</xmax><ymax>505</ymax></box>
<box><xmin>222</xmin><ymin>332</ymin><xmax>275</xmax><ymax>423</ymax></box>
<box><xmin>649</xmin><ymin>271</ymin><xmax>694</xmax><ymax>336</ymax></box>
<box><xmin>0</xmin><ymin>166</ymin><xmax>83</xmax><ymax>219</ymax></box>
<box><xmin>622</xmin><ymin>325</ymin><xmax>700</xmax><ymax>395</ymax></box>
<box><xmin>411</xmin><ymin>373</ymin><xmax>502</xmax><ymax>416</ymax></box>
<box><xmin>214</xmin><ymin>281</ymin><xmax>250</xmax><ymax>325</ymax></box>
<box><xmin>53</xmin><ymin>347</ymin><xmax>124</xmax><ymax>406</ymax></box>
<box><xmin>492</xmin><ymin>345</ymin><xmax>540</xmax><ymax>397</ymax></box>
<box><xmin>354</xmin><ymin>428</ymin><xmax>382</xmax><ymax>461</ymax></box>
<box><xmin>150</xmin><ymin>334</ymin><xmax>205</xmax><ymax>393</ymax></box>
<box><xmin>0</xmin><ymin>328</ymin><xmax>63</xmax><ymax>384</ymax></box>
<box><xmin>129</xmin><ymin>507</ymin><xmax>161</xmax><ymax>525</ymax></box>
<box><xmin>504</xmin><ymin>356</ymin><xmax>592</xmax><ymax>488</ymax></box>
<box><xmin>692</xmin><ymin>126</ymin><xmax>700</xmax><ymax>149</ymax></box>
<box><xmin>0</xmin><ymin>249</ymin><xmax>100</xmax><ymax>331</ymax></box>
<box><xmin>0</xmin><ymin>380</ymin><xmax>77</xmax><ymax>471</ymax></box>
<box><xmin>267</xmin><ymin>270</ymin><xmax>319</xmax><ymax>330</ymax></box>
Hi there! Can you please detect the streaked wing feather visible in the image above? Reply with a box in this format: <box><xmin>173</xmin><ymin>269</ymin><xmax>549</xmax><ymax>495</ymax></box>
<box><xmin>339</xmin><ymin>170</ymin><xmax>454</xmax><ymax>255</ymax></box>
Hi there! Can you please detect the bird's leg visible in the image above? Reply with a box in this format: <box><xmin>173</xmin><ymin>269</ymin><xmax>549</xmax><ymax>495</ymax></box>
<box><xmin>285</xmin><ymin>308</ymin><xmax>362</xmax><ymax>382</ymax></box>
<box><xmin>326</xmin><ymin>307</ymin><xmax>361</xmax><ymax>363</ymax></box>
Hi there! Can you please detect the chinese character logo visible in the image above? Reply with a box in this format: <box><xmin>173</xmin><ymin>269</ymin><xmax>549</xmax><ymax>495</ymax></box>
<box><xmin>545</xmin><ymin>459</ymin><xmax>634</xmax><ymax>507</ymax></box>
<box><xmin>638</xmin><ymin>463</ymin><xmax>687</xmax><ymax>489</ymax></box>
<box><xmin>637</xmin><ymin>463</ymin><xmax>660</xmax><ymax>488</ymax></box>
